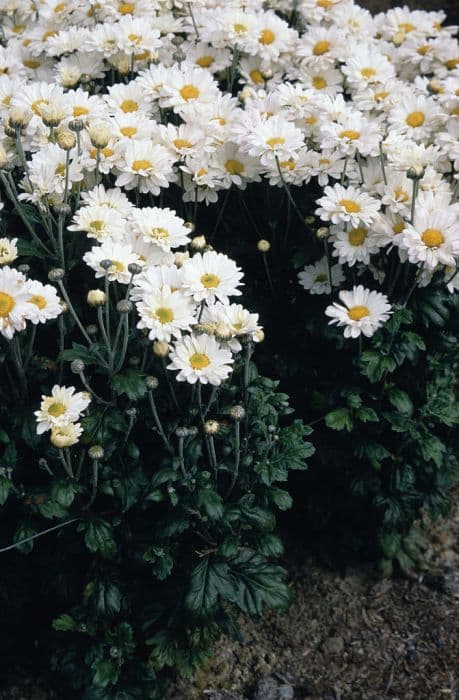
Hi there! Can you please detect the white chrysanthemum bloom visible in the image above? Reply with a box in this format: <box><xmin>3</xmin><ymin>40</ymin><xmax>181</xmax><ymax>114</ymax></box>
<box><xmin>372</xmin><ymin>211</ymin><xmax>407</xmax><ymax>248</ymax></box>
<box><xmin>130</xmin><ymin>264</ymin><xmax>183</xmax><ymax>302</ymax></box>
<box><xmin>63</xmin><ymin>89</ymin><xmax>107</xmax><ymax>123</ymax></box>
<box><xmin>26</xmin><ymin>280</ymin><xmax>63</xmax><ymax>324</ymax></box>
<box><xmin>124</xmin><ymin>230</ymin><xmax>175</xmax><ymax>268</ymax></box>
<box><xmin>341</xmin><ymin>46</ymin><xmax>395</xmax><ymax>89</ymax></box>
<box><xmin>325</xmin><ymin>286</ymin><xmax>392</xmax><ymax>339</ymax></box>
<box><xmin>249</xmin><ymin>11</ymin><xmax>297</xmax><ymax>61</ymax></box>
<box><xmin>11</xmin><ymin>81</ymin><xmax>65</xmax><ymax>132</ymax></box>
<box><xmin>236</xmin><ymin>113</ymin><xmax>304</xmax><ymax>166</ymax></box>
<box><xmin>0</xmin><ymin>266</ymin><xmax>37</xmax><ymax>339</ymax></box>
<box><xmin>80</xmin><ymin>185</ymin><xmax>134</xmax><ymax>216</ymax></box>
<box><xmin>116</xmin><ymin>15</ymin><xmax>162</xmax><ymax>57</ymax></box>
<box><xmin>296</xmin><ymin>65</ymin><xmax>344</xmax><ymax>97</ymax></box>
<box><xmin>130</xmin><ymin>207</ymin><xmax>191</xmax><ymax>250</ymax></box>
<box><xmin>111</xmin><ymin>113</ymin><xmax>157</xmax><ymax>142</ymax></box>
<box><xmin>68</xmin><ymin>205</ymin><xmax>127</xmax><ymax>242</ymax></box>
<box><xmin>115</xmin><ymin>140</ymin><xmax>175</xmax><ymax>194</ymax></box>
<box><xmin>210</xmin><ymin>141</ymin><xmax>262</xmax><ymax>189</ymax></box>
<box><xmin>50</xmin><ymin>421</ymin><xmax>83</xmax><ymax>448</ymax></box>
<box><xmin>388</xmin><ymin>94</ymin><xmax>445</xmax><ymax>141</ymax></box>
<box><xmin>299</xmin><ymin>0</ymin><xmax>344</xmax><ymax>24</ymax></box>
<box><xmin>181</xmin><ymin>251</ymin><xmax>243</xmax><ymax>303</ymax></box>
<box><xmin>319</xmin><ymin>112</ymin><xmax>381</xmax><ymax>157</ymax></box>
<box><xmin>159</xmin><ymin>65</ymin><xmax>219</xmax><ymax>114</ymax></box>
<box><xmin>201</xmin><ymin>301</ymin><xmax>262</xmax><ymax>351</ymax></box>
<box><xmin>105</xmin><ymin>81</ymin><xmax>150</xmax><ymax>116</ymax></box>
<box><xmin>158</xmin><ymin>122</ymin><xmax>214</xmax><ymax>160</ymax></box>
<box><xmin>23</xmin><ymin>144</ymin><xmax>84</xmax><ymax>199</ymax></box>
<box><xmin>316</xmin><ymin>184</ymin><xmax>381</xmax><ymax>227</ymax></box>
<box><xmin>331</xmin><ymin>224</ymin><xmax>382</xmax><ymax>267</ymax></box>
<box><xmin>385</xmin><ymin>139</ymin><xmax>442</xmax><ymax>172</ymax></box>
<box><xmin>181</xmin><ymin>41</ymin><xmax>232</xmax><ymax>73</ymax></box>
<box><xmin>168</xmin><ymin>332</ymin><xmax>234</xmax><ymax>385</ymax></box>
<box><xmin>136</xmin><ymin>285</ymin><xmax>196</xmax><ymax>342</ymax></box>
<box><xmin>297</xmin><ymin>26</ymin><xmax>345</xmax><ymax>69</ymax></box>
<box><xmin>54</xmin><ymin>53</ymin><xmax>106</xmax><ymax>89</ymax></box>
<box><xmin>83</xmin><ymin>241</ymin><xmax>142</xmax><ymax>284</ymax></box>
<box><xmin>35</xmin><ymin>385</ymin><xmax>91</xmax><ymax>434</ymax></box>
<box><xmin>398</xmin><ymin>208</ymin><xmax>459</xmax><ymax>271</ymax></box>
<box><xmin>298</xmin><ymin>257</ymin><xmax>345</xmax><ymax>295</ymax></box>
<box><xmin>0</xmin><ymin>237</ymin><xmax>18</xmax><ymax>265</ymax></box>
<box><xmin>381</xmin><ymin>170</ymin><xmax>413</xmax><ymax>215</ymax></box>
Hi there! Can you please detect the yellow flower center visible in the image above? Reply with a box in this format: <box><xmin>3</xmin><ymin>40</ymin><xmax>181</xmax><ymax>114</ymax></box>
<box><xmin>180</xmin><ymin>84</ymin><xmax>200</xmax><ymax>101</ymax></box>
<box><xmin>197</xmin><ymin>167</ymin><xmax>207</xmax><ymax>177</ymax></box>
<box><xmin>374</xmin><ymin>91</ymin><xmax>389</xmax><ymax>102</ymax></box>
<box><xmin>196</xmin><ymin>55</ymin><xmax>214</xmax><ymax>68</ymax></box>
<box><xmin>361</xmin><ymin>67</ymin><xmax>376</xmax><ymax>78</ymax></box>
<box><xmin>399</xmin><ymin>22</ymin><xmax>416</xmax><ymax>33</ymax></box>
<box><xmin>90</xmin><ymin>220</ymin><xmax>105</xmax><ymax>232</ymax></box>
<box><xmin>173</xmin><ymin>138</ymin><xmax>193</xmax><ymax>149</ymax></box>
<box><xmin>155</xmin><ymin>307</ymin><xmax>174</xmax><ymax>324</ymax></box>
<box><xmin>55</xmin><ymin>163</ymin><xmax>66</xmax><ymax>177</ymax></box>
<box><xmin>225</xmin><ymin>159</ymin><xmax>244</xmax><ymax>175</ymax></box>
<box><xmin>29</xmin><ymin>294</ymin><xmax>47</xmax><ymax>309</ymax></box>
<box><xmin>348</xmin><ymin>305</ymin><xmax>370</xmax><ymax>321</ymax></box>
<box><xmin>315</xmin><ymin>273</ymin><xmax>328</xmax><ymax>283</ymax></box>
<box><xmin>394</xmin><ymin>187</ymin><xmax>409</xmax><ymax>202</ymax></box>
<box><xmin>339</xmin><ymin>129</ymin><xmax>361</xmax><ymax>140</ymax></box>
<box><xmin>445</xmin><ymin>58</ymin><xmax>459</xmax><ymax>70</ymax></box>
<box><xmin>42</xmin><ymin>30</ymin><xmax>57</xmax><ymax>41</ymax></box>
<box><xmin>54</xmin><ymin>1</ymin><xmax>65</xmax><ymax>11</ymax></box>
<box><xmin>393</xmin><ymin>221</ymin><xmax>405</xmax><ymax>234</ymax></box>
<box><xmin>150</xmin><ymin>227</ymin><xmax>169</xmax><ymax>240</ymax></box>
<box><xmin>319</xmin><ymin>158</ymin><xmax>330</xmax><ymax>165</ymax></box>
<box><xmin>31</xmin><ymin>98</ymin><xmax>48</xmax><ymax>115</ymax></box>
<box><xmin>233</xmin><ymin>22</ymin><xmax>247</xmax><ymax>34</ymax></box>
<box><xmin>48</xmin><ymin>401</ymin><xmax>66</xmax><ymax>417</ymax></box>
<box><xmin>201</xmin><ymin>273</ymin><xmax>220</xmax><ymax>288</ymax></box>
<box><xmin>111</xmin><ymin>261</ymin><xmax>125</xmax><ymax>273</ymax></box>
<box><xmin>313</xmin><ymin>40</ymin><xmax>330</xmax><ymax>56</ymax></box>
<box><xmin>348</xmin><ymin>226</ymin><xmax>367</xmax><ymax>245</ymax></box>
<box><xmin>312</xmin><ymin>76</ymin><xmax>327</xmax><ymax>89</ymax></box>
<box><xmin>305</xmin><ymin>116</ymin><xmax>317</xmax><ymax>125</ymax></box>
<box><xmin>340</xmin><ymin>199</ymin><xmax>361</xmax><ymax>214</ymax></box>
<box><xmin>405</xmin><ymin>111</ymin><xmax>425</xmax><ymax>128</ymax></box>
<box><xmin>128</xmin><ymin>33</ymin><xmax>142</xmax><ymax>43</ymax></box>
<box><xmin>73</xmin><ymin>106</ymin><xmax>89</xmax><ymax>117</ymax></box>
<box><xmin>259</xmin><ymin>29</ymin><xmax>275</xmax><ymax>44</ymax></box>
<box><xmin>0</xmin><ymin>292</ymin><xmax>15</xmax><ymax>317</ymax></box>
<box><xmin>132</xmin><ymin>159</ymin><xmax>152</xmax><ymax>172</ymax></box>
<box><xmin>317</xmin><ymin>0</ymin><xmax>332</xmax><ymax>7</ymax></box>
<box><xmin>421</xmin><ymin>228</ymin><xmax>444</xmax><ymax>248</ymax></box>
<box><xmin>120</xmin><ymin>126</ymin><xmax>137</xmax><ymax>137</ymax></box>
<box><xmin>189</xmin><ymin>352</ymin><xmax>210</xmax><ymax>369</ymax></box>
<box><xmin>121</xmin><ymin>99</ymin><xmax>138</xmax><ymax>113</ymax></box>
<box><xmin>279</xmin><ymin>159</ymin><xmax>296</xmax><ymax>170</ymax></box>
<box><xmin>417</xmin><ymin>44</ymin><xmax>431</xmax><ymax>56</ymax></box>
<box><xmin>250</xmin><ymin>69</ymin><xmax>264</xmax><ymax>84</ymax></box>
<box><xmin>266</xmin><ymin>136</ymin><xmax>285</xmax><ymax>148</ymax></box>
<box><xmin>119</xmin><ymin>2</ymin><xmax>135</xmax><ymax>13</ymax></box>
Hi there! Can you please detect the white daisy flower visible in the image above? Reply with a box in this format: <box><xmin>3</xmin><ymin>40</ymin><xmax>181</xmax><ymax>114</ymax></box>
<box><xmin>83</xmin><ymin>241</ymin><xmax>142</xmax><ymax>284</ymax></box>
<box><xmin>331</xmin><ymin>224</ymin><xmax>382</xmax><ymax>267</ymax></box>
<box><xmin>181</xmin><ymin>251</ymin><xmax>243</xmax><ymax>303</ymax></box>
<box><xmin>26</xmin><ymin>281</ymin><xmax>63</xmax><ymax>324</ymax></box>
<box><xmin>398</xmin><ymin>208</ymin><xmax>459</xmax><ymax>271</ymax></box>
<box><xmin>298</xmin><ymin>257</ymin><xmax>345</xmax><ymax>294</ymax></box>
<box><xmin>319</xmin><ymin>112</ymin><xmax>381</xmax><ymax>157</ymax></box>
<box><xmin>80</xmin><ymin>185</ymin><xmax>133</xmax><ymax>216</ymax></box>
<box><xmin>316</xmin><ymin>184</ymin><xmax>381</xmax><ymax>227</ymax></box>
<box><xmin>168</xmin><ymin>332</ymin><xmax>234</xmax><ymax>385</ymax></box>
<box><xmin>0</xmin><ymin>237</ymin><xmax>18</xmax><ymax>266</ymax></box>
<box><xmin>325</xmin><ymin>285</ymin><xmax>392</xmax><ymax>338</ymax></box>
<box><xmin>35</xmin><ymin>385</ymin><xmax>91</xmax><ymax>434</ymax></box>
<box><xmin>388</xmin><ymin>94</ymin><xmax>445</xmax><ymax>141</ymax></box>
<box><xmin>201</xmin><ymin>301</ymin><xmax>262</xmax><ymax>351</ymax></box>
<box><xmin>50</xmin><ymin>421</ymin><xmax>83</xmax><ymax>448</ymax></box>
<box><xmin>0</xmin><ymin>267</ymin><xmax>37</xmax><ymax>339</ymax></box>
<box><xmin>115</xmin><ymin>140</ymin><xmax>175</xmax><ymax>195</ymax></box>
<box><xmin>136</xmin><ymin>285</ymin><xmax>196</xmax><ymax>342</ymax></box>
<box><xmin>130</xmin><ymin>207</ymin><xmax>191</xmax><ymax>251</ymax></box>
<box><xmin>68</xmin><ymin>205</ymin><xmax>127</xmax><ymax>242</ymax></box>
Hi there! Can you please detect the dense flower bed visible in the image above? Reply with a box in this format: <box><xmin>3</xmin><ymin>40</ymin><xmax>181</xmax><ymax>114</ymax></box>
<box><xmin>0</xmin><ymin>0</ymin><xmax>457</xmax><ymax>696</ymax></box>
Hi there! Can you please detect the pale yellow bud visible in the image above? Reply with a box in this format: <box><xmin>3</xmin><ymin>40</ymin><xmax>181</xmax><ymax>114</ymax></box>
<box><xmin>87</xmin><ymin>121</ymin><xmax>111</xmax><ymax>149</ymax></box>
<box><xmin>153</xmin><ymin>340</ymin><xmax>170</xmax><ymax>358</ymax></box>
<box><xmin>57</xmin><ymin>130</ymin><xmax>76</xmax><ymax>151</ymax></box>
<box><xmin>257</xmin><ymin>239</ymin><xmax>271</xmax><ymax>253</ymax></box>
<box><xmin>87</xmin><ymin>289</ymin><xmax>106</xmax><ymax>306</ymax></box>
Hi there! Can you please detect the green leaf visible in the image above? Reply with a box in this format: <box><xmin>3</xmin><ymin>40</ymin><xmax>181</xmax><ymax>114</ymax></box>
<box><xmin>230</xmin><ymin>550</ymin><xmax>290</xmax><ymax>617</ymax></box>
<box><xmin>150</xmin><ymin>468</ymin><xmax>179</xmax><ymax>489</ymax></box>
<box><xmin>37</xmin><ymin>499</ymin><xmax>67</xmax><ymax>520</ymax></box>
<box><xmin>52</xmin><ymin>613</ymin><xmax>77</xmax><ymax>632</ymax></box>
<box><xmin>83</xmin><ymin>519</ymin><xmax>117</xmax><ymax>558</ymax></box>
<box><xmin>94</xmin><ymin>579</ymin><xmax>122</xmax><ymax>615</ymax></box>
<box><xmin>195</xmin><ymin>488</ymin><xmax>224</xmax><ymax>520</ymax></box>
<box><xmin>255</xmin><ymin>532</ymin><xmax>284</xmax><ymax>557</ymax></box>
<box><xmin>111</xmin><ymin>368</ymin><xmax>147</xmax><ymax>400</ymax></box>
<box><xmin>325</xmin><ymin>407</ymin><xmax>353</xmax><ymax>431</ymax></box>
<box><xmin>420</xmin><ymin>434</ymin><xmax>445</xmax><ymax>467</ymax></box>
<box><xmin>185</xmin><ymin>557</ymin><xmax>235</xmax><ymax>619</ymax></box>
<box><xmin>0</xmin><ymin>477</ymin><xmax>13</xmax><ymax>505</ymax></box>
<box><xmin>51</xmin><ymin>480</ymin><xmax>77</xmax><ymax>508</ymax></box>
<box><xmin>59</xmin><ymin>342</ymin><xmax>101</xmax><ymax>366</ymax></box>
<box><xmin>93</xmin><ymin>659</ymin><xmax>119</xmax><ymax>688</ymax></box>
<box><xmin>378</xmin><ymin>532</ymin><xmax>401</xmax><ymax>559</ymax></box>
<box><xmin>266</xmin><ymin>486</ymin><xmax>292</xmax><ymax>511</ymax></box>
<box><xmin>356</xmin><ymin>406</ymin><xmax>379</xmax><ymax>423</ymax></box>
<box><xmin>388</xmin><ymin>388</ymin><xmax>414</xmax><ymax>417</ymax></box>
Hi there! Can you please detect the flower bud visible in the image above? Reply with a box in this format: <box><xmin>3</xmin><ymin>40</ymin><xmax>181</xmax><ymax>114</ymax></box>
<box><xmin>88</xmin><ymin>445</ymin><xmax>104</xmax><ymax>460</ymax></box>
<box><xmin>41</xmin><ymin>104</ymin><xmax>65</xmax><ymax>128</ymax></box>
<box><xmin>87</xmin><ymin>121</ymin><xmax>111</xmax><ymax>149</ymax></box>
<box><xmin>257</xmin><ymin>239</ymin><xmax>271</xmax><ymax>253</ymax></box>
<box><xmin>204</xmin><ymin>420</ymin><xmax>219</xmax><ymax>435</ymax></box>
<box><xmin>261</xmin><ymin>68</ymin><xmax>273</xmax><ymax>80</ymax></box>
<box><xmin>146</xmin><ymin>375</ymin><xmax>159</xmax><ymax>390</ymax></box>
<box><xmin>68</xmin><ymin>118</ymin><xmax>85</xmax><ymax>132</ymax></box>
<box><xmin>17</xmin><ymin>264</ymin><xmax>30</xmax><ymax>275</ymax></box>
<box><xmin>173</xmin><ymin>50</ymin><xmax>185</xmax><ymax>63</ymax></box>
<box><xmin>0</xmin><ymin>145</ymin><xmax>9</xmax><ymax>170</ymax></box>
<box><xmin>57</xmin><ymin>130</ymin><xmax>76</xmax><ymax>151</ymax></box>
<box><xmin>99</xmin><ymin>258</ymin><xmax>113</xmax><ymax>270</ymax></box>
<box><xmin>127</xmin><ymin>262</ymin><xmax>142</xmax><ymax>275</ymax></box>
<box><xmin>8</xmin><ymin>107</ymin><xmax>32</xmax><ymax>129</ymax></box>
<box><xmin>153</xmin><ymin>340</ymin><xmax>169</xmax><ymax>357</ymax></box>
<box><xmin>116</xmin><ymin>299</ymin><xmax>133</xmax><ymax>314</ymax></box>
<box><xmin>48</xmin><ymin>268</ymin><xmax>65</xmax><ymax>282</ymax></box>
<box><xmin>230</xmin><ymin>405</ymin><xmax>246</xmax><ymax>421</ymax></box>
<box><xmin>215</xmin><ymin>321</ymin><xmax>232</xmax><ymax>340</ymax></box>
<box><xmin>86</xmin><ymin>324</ymin><xmax>98</xmax><ymax>336</ymax></box>
<box><xmin>175</xmin><ymin>426</ymin><xmax>188</xmax><ymax>439</ymax></box>
<box><xmin>87</xmin><ymin>289</ymin><xmax>106</xmax><ymax>306</ymax></box>
<box><xmin>407</xmin><ymin>165</ymin><xmax>425</xmax><ymax>180</ymax></box>
<box><xmin>316</xmin><ymin>226</ymin><xmax>330</xmax><ymax>240</ymax></box>
<box><xmin>54</xmin><ymin>203</ymin><xmax>72</xmax><ymax>217</ymax></box>
<box><xmin>171</xmin><ymin>35</ymin><xmax>185</xmax><ymax>47</ymax></box>
<box><xmin>70</xmin><ymin>359</ymin><xmax>85</xmax><ymax>374</ymax></box>
<box><xmin>305</xmin><ymin>215</ymin><xmax>316</xmax><ymax>225</ymax></box>
<box><xmin>253</xmin><ymin>329</ymin><xmax>265</xmax><ymax>343</ymax></box>
<box><xmin>174</xmin><ymin>251</ymin><xmax>189</xmax><ymax>267</ymax></box>
<box><xmin>184</xmin><ymin>221</ymin><xmax>195</xmax><ymax>232</ymax></box>
<box><xmin>191</xmin><ymin>235</ymin><xmax>206</xmax><ymax>250</ymax></box>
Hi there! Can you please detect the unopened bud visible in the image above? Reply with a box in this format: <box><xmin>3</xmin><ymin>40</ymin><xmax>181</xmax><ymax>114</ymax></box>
<box><xmin>253</xmin><ymin>329</ymin><xmax>265</xmax><ymax>343</ymax></box>
<box><xmin>127</xmin><ymin>262</ymin><xmax>142</xmax><ymax>275</ymax></box>
<box><xmin>8</xmin><ymin>107</ymin><xmax>32</xmax><ymax>129</ymax></box>
<box><xmin>57</xmin><ymin>130</ymin><xmax>76</xmax><ymax>151</ymax></box>
<box><xmin>215</xmin><ymin>321</ymin><xmax>232</xmax><ymax>340</ymax></box>
<box><xmin>146</xmin><ymin>375</ymin><xmax>159</xmax><ymax>390</ymax></box>
<box><xmin>17</xmin><ymin>264</ymin><xmax>30</xmax><ymax>275</ymax></box>
<box><xmin>153</xmin><ymin>340</ymin><xmax>169</xmax><ymax>357</ymax></box>
<box><xmin>48</xmin><ymin>268</ymin><xmax>65</xmax><ymax>282</ymax></box>
<box><xmin>305</xmin><ymin>215</ymin><xmax>316</xmax><ymax>225</ymax></box>
<box><xmin>230</xmin><ymin>405</ymin><xmax>246</xmax><ymax>421</ymax></box>
<box><xmin>99</xmin><ymin>258</ymin><xmax>113</xmax><ymax>270</ymax></box>
<box><xmin>88</xmin><ymin>445</ymin><xmax>104</xmax><ymax>460</ymax></box>
<box><xmin>316</xmin><ymin>226</ymin><xmax>330</xmax><ymax>240</ymax></box>
<box><xmin>261</xmin><ymin>68</ymin><xmax>273</xmax><ymax>80</ymax></box>
<box><xmin>174</xmin><ymin>251</ymin><xmax>189</xmax><ymax>267</ymax></box>
<box><xmin>87</xmin><ymin>289</ymin><xmax>106</xmax><ymax>306</ymax></box>
<box><xmin>407</xmin><ymin>165</ymin><xmax>425</xmax><ymax>180</ymax></box>
<box><xmin>54</xmin><ymin>203</ymin><xmax>71</xmax><ymax>217</ymax></box>
<box><xmin>176</xmin><ymin>426</ymin><xmax>188</xmax><ymax>439</ymax></box>
<box><xmin>70</xmin><ymin>359</ymin><xmax>85</xmax><ymax>374</ymax></box>
<box><xmin>86</xmin><ymin>324</ymin><xmax>98</xmax><ymax>336</ymax></box>
<box><xmin>68</xmin><ymin>118</ymin><xmax>85</xmax><ymax>132</ymax></box>
<box><xmin>171</xmin><ymin>35</ymin><xmax>185</xmax><ymax>47</ymax></box>
<box><xmin>257</xmin><ymin>239</ymin><xmax>271</xmax><ymax>253</ymax></box>
<box><xmin>191</xmin><ymin>235</ymin><xmax>206</xmax><ymax>250</ymax></box>
<box><xmin>87</xmin><ymin>121</ymin><xmax>111</xmax><ymax>149</ymax></box>
<box><xmin>173</xmin><ymin>50</ymin><xmax>185</xmax><ymax>63</ymax></box>
<box><xmin>41</xmin><ymin>104</ymin><xmax>65</xmax><ymax>128</ymax></box>
<box><xmin>116</xmin><ymin>299</ymin><xmax>133</xmax><ymax>313</ymax></box>
<box><xmin>204</xmin><ymin>420</ymin><xmax>219</xmax><ymax>435</ymax></box>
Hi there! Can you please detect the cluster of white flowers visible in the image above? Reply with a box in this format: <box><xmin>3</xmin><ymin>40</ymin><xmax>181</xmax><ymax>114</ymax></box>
<box><xmin>0</xmin><ymin>0</ymin><xmax>456</xmax><ymax>437</ymax></box>
<box><xmin>34</xmin><ymin>384</ymin><xmax>91</xmax><ymax>447</ymax></box>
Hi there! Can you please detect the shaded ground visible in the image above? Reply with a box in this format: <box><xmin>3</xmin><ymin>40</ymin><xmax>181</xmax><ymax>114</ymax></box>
<box><xmin>168</xmin><ymin>509</ymin><xmax>459</xmax><ymax>700</ymax></box>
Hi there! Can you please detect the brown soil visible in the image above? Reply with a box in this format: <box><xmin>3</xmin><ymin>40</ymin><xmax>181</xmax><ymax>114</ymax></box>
<box><xmin>168</xmin><ymin>508</ymin><xmax>459</xmax><ymax>700</ymax></box>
